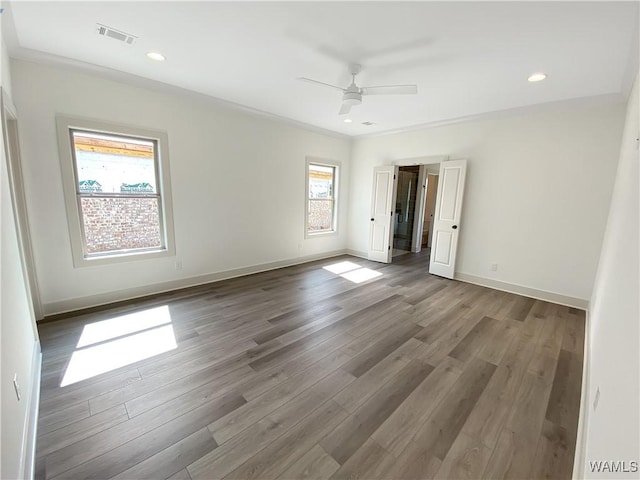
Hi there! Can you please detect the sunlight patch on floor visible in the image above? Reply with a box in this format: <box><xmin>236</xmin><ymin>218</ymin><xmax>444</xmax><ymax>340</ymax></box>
<box><xmin>322</xmin><ymin>261</ymin><xmax>383</xmax><ymax>284</ymax></box>
<box><xmin>61</xmin><ymin>305</ymin><xmax>177</xmax><ymax>387</ymax></box>
<box><xmin>340</xmin><ymin>267</ymin><xmax>383</xmax><ymax>284</ymax></box>
<box><xmin>322</xmin><ymin>261</ymin><xmax>361</xmax><ymax>275</ymax></box>
<box><xmin>76</xmin><ymin>305</ymin><xmax>173</xmax><ymax>347</ymax></box>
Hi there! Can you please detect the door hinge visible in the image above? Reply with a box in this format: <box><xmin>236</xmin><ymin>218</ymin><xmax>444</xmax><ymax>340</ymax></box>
<box><xmin>393</xmin><ymin>175</ymin><xmax>396</xmax><ymax>180</ymax></box>
<box><xmin>388</xmin><ymin>245</ymin><xmax>391</xmax><ymax>251</ymax></box>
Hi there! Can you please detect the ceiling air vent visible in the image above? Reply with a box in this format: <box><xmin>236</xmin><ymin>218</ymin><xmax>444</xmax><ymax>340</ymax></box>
<box><xmin>96</xmin><ymin>24</ymin><xmax>137</xmax><ymax>45</ymax></box>
<box><xmin>362</xmin><ymin>121</ymin><xmax>376</xmax><ymax>126</ymax></box>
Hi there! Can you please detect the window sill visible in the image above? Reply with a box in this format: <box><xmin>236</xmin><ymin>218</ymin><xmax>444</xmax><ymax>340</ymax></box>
<box><xmin>74</xmin><ymin>246</ymin><xmax>175</xmax><ymax>268</ymax></box>
<box><xmin>305</xmin><ymin>230</ymin><xmax>338</xmax><ymax>239</ymax></box>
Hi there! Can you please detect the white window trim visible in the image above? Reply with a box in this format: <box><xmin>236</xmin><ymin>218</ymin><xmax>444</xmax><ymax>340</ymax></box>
<box><xmin>305</xmin><ymin>156</ymin><xmax>340</xmax><ymax>239</ymax></box>
<box><xmin>56</xmin><ymin>115</ymin><xmax>176</xmax><ymax>267</ymax></box>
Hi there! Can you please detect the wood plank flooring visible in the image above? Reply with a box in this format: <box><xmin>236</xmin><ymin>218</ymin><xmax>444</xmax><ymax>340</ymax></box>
<box><xmin>36</xmin><ymin>252</ymin><xmax>584</xmax><ymax>479</ymax></box>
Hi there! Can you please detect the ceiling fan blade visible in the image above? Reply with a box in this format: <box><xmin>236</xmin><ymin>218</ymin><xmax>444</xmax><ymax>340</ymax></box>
<box><xmin>338</xmin><ymin>103</ymin><xmax>352</xmax><ymax>115</ymax></box>
<box><xmin>361</xmin><ymin>85</ymin><xmax>418</xmax><ymax>95</ymax></box>
<box><xmin>298</xmin><ymin>77</ymin><xmax>345</xmax><ymax>91</ymax></box>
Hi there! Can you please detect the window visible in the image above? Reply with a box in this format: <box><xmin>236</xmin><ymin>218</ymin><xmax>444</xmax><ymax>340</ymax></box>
<box><xmin>306</xmin><ymin>158</ymin><xmax>339</xmax><ymax>236</ymax></box>
<box><xmin>57</xmin><ymin>117</ymin><xmax>175</xmax><ymax>266</ymax></box>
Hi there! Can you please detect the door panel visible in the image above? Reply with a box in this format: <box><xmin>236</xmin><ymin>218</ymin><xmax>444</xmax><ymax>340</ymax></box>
<box><xmin>372</xmin><ymin>224</ymin><xmax>387</xmax><ymax>252</ymax></box>
<box><xmin>368</xmin><ymin>166</ymin><xmax>398</xmax><ymax>263</ymax></box>
<box><xmin>433</xmin><ymin>231</ymin><xmax>453</xmax><ymax>265</ymax></box>
<box><xmin>429</xmin><ymin>160</ymin><xmax>467</xmax><ymax>278</ymax></box>
<box><xmin>439</xmin><ymin>167</ymin><xmax>461</xmax><ymax>221</ymax></box>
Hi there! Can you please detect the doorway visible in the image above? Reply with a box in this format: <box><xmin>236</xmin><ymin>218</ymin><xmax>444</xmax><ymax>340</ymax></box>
<box><xmin>368</xmin><ymin>158</ymin><xmax>467</xmax><ymax>278</ymax></box>
<box><xmin>392</xmin><ymin>163</ymin><xmax>440</xmax><ymax>258</ymax></box>
<box><xmin>421</xmin><ymin>171</ymin><xmax>440</xmax><ymax>250</ymax></box>
<box><xmin>393</xmin><ymin>166</ymin><xmax>419</xmax><ymax>256</ymax></box>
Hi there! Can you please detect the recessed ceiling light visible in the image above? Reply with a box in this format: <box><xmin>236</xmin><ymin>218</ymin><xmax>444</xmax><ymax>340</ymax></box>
<box><xmin>528</xmin><ymin>72</ymin><xmax>547</xmax><ymax>82</ymax></box>
<box><xmin>343</xmin><ymin>118</ymin><xmax>352</xmax><ymax>123</ymax></box>
<box><xmin>146</xmin><ymin>52</ymin><xmax>165</xmax><ymax>62</ymax></box>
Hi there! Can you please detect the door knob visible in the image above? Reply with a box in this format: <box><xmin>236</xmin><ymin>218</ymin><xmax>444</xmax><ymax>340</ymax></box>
<box><xmin>452</xmin><ymin>225</ymin><xmax>458</xmax><ymax>229</ymax></box>
<box><xmin>371</xmin><ymin>218</ymin><xmax>375</xmax><ymax>221</ymax></box>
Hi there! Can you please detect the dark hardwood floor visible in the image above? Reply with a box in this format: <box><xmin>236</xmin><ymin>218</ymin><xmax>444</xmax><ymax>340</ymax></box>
<box><xmin>35</xmin><ymin>252</ymin><xmax>584</xmax><ymax>479</ymax></box>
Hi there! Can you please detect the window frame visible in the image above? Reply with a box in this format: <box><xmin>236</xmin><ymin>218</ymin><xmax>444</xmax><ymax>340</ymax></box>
<box><xmin>305</xmin><ymin>157</ymin><xmax>340</xmax><ymax>238</ymax></box>
<box><xmin>56</xmin><ymin>116</ymin><xmax>176</xmax><ymax>267</ymax></box>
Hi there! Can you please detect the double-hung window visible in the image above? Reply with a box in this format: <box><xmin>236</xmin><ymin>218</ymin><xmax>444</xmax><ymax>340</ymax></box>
<box><xmin>57</xmin><ymin>117</ymin><xmax>175</xmax><ymax>266</ymax></box>
<box><xmin>306</xmin><ymin>158</ymin><xmax>339</xmax><ymax>236</ymax></box>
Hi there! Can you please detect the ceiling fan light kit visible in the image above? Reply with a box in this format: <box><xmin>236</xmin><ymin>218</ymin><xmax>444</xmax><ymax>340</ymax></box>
<box><xmin>298</xmin><ymin>63</ymin><xmax>418</xmax><ymax>116</ymax></box>
<box><xmin>528</xmin><ymin>72</ymin><xmax>547</xmax><ymax>82</ymax></box>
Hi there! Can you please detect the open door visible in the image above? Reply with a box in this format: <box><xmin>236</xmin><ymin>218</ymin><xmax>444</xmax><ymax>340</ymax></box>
<box><xmin>429</xmin><ymin>159</ymin><xmax>467</xmax><ymax>278</ymax></box>
<box><xmin>368</xmin><ymin>165</ymin><xmax>398</xmax><ymax>263</ymax></box>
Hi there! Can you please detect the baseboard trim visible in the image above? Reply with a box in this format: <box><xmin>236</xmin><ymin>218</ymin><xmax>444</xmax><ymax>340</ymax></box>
<box><xmin>43</xmin><ymin>250</ymin><xmax>349</xmax><ymax>317</ymax></box>
<box><xmin>573</xmin><ymin>307</ymin><xmax>591</xmax><ymax>479</ymax></box>
<box><xmin>345</xmin><ymin>249</ymin><xmax>368</xmax><ymax>259</ymax></box>
<box><xmin>42</xmin><ymin>252</ymin><xmax>589</xmax><ymax>315</ymax></box>
<box><xmin>454</xmin><ymin>272</ymin><xmax>589</xmax><ymax>309</ymax></box>
<box><xmin>22</xmin><ymin>340</ymin><xmax>41</xmax><ymax>480</ymax></box>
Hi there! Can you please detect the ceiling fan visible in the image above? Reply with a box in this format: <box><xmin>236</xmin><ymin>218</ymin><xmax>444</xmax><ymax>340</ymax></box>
<box><xmin>298</xmin><ymin>64</ymin><xmax>418</xmax><ymax>115</ymax></box>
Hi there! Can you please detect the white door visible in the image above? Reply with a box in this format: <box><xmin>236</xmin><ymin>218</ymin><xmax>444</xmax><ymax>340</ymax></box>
<box><xmin>429</xmin><ymin>159</ymin><xmax>467</xmax><ymax>278</ymax></box>
<box><xmin>368</xmin><ymin>166</ymin><xmax>398</xmax><ymax>263</ymax></box>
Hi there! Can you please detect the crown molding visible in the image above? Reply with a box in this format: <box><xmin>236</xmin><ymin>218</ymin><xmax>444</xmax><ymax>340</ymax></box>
<box><xmin>6</xmin><ymin>42</ymin><xmax>630</xmax><ymax>143</ymax></box>
<box><xmin>353</xmin><ymin>92</ymin><xmax>627</xmax><ymax>140</ymax></box>
<box><xmin>8</xmin><ymin>46</ymin><xmax>351</xmax><ymax>141</ymax></box>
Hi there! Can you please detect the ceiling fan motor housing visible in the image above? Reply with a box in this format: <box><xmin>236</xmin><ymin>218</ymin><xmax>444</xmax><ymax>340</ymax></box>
<box><xmin>343</xmin><ymin>91</ymin><xmax>362</xmax><ymax>106</ymax></box>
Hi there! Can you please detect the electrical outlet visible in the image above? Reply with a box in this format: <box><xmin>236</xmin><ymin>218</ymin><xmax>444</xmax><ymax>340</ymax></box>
<box><xmin>593</xmin><ymin>387</ymin><xmax>600</xmax><ymax>411</ymax></box>
<box><xmin>490</xmin><ymin>263</ymin><xmax>498</xmax><ymax>272</ymax></box>
<box><xmin>175</xmin><ymin>260</ymin><xmax>183</xmax><ymax>271</ymax></box>
<box><xmin>13</xmin><ymin>374</ymin><xmax>21</xmax><ymax>401</ymax></box>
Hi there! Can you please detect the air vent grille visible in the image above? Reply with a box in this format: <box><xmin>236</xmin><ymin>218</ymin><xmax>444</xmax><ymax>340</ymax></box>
<box><xmin>96</xmin><ymin>24</ymin><xmax>137</xmax><ymax>45</ymax></box>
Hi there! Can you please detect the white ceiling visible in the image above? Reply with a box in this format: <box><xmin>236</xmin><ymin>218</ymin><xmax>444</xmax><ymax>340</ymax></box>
<box><xmin>4</xmin><ymin>1</ymin><xmax>639</xmax><ymax>136</ymax></box>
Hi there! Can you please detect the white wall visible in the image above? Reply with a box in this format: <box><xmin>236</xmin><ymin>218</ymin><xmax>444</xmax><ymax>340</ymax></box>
<box><xmin>583</xmin><ymin>73</ymin><xmax>639</xmax><ymax>478</ymax></box>
<box><xmin>1</xmin><ymin>40</ymin><xmax>41</xmax><ymax>480</ymax></box>
<box><xmin>1</xmin><ymin>43</ymin><xmax>11</xmax><ymax>99</ymax></box>
<box><xmin>348</xmin><ymin>102</ymin><xmax>625</xmax><ymax>304</ymax></box>
<box><xmin>10</xmin><ymin>60</ymin><xmax>351</xmax><ymax>315</ymax></box>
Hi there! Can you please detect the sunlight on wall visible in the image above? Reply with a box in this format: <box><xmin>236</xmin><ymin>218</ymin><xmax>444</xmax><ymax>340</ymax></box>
<box><xmin>322</xmin><ymin>261</ymin><xmax>383</xmax><ymax>284</ymax></box>
<box><xmin>61</xmin><ymin>305</ymin><xmax>177</xmax><ymax>387</ymax></box>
